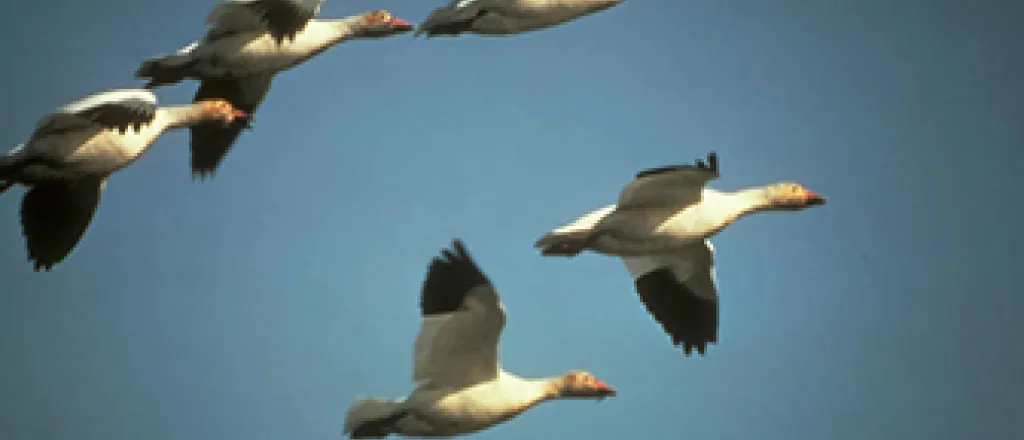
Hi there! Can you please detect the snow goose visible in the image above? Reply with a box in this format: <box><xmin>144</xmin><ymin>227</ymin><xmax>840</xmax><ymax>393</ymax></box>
<box><xmin>533</xmin><ymin>152</ymin><xmax>827</xmax><ymax>355</ymax></box>
<box><xmin>417</xmin><ymin>0</ymin><xmax>624</xmax><ymax>37</ymax></box>
<box><xmin>0</xmin><ymin>88</ymin><xmax>246</xmax><ymax>271</ymax></box>
<box><xmin>135</xmin><ymin>1</ymin><xmax>413</xmax><ymax>178</ymax></box>
<box><xmin>343</xmin><ymin>239</ymin><xmax>616</xmax><ymax>438</ymax></box>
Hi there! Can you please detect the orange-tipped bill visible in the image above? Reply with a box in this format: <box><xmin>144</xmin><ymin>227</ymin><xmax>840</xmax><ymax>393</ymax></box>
<box><xmin>804</xmin><ymin>189</ymin><xmax>827</xmax><ymax>206</ymax></box>
<box><xmin>593</xmin><ymin>380</ymin><xmax>617</xmax><ymax>398</ymax></box>
<box><xmin>392</xmin><ymin>17</ymin><xmax>414</xmax><ymax>31</ymax></box>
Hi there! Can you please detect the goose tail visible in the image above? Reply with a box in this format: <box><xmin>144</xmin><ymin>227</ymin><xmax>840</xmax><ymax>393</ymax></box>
<box><xmin>535</xmin><ymin>205</ymin><xmax>619</xmax><ymax>257</ymax></box>
<box><xmin>534</xmin><ymin>230</ymin><xmax>593</xmax><ymax>257</ymax></box>
<box><xmin>344</xmin><ymin>397</ymin><xmax>406</xmax><ymax>439</ymax></box>
<box><xmin>135</xmin><ymin>53</ymin><xmax>196</xmax><ymax>89</ymax></box>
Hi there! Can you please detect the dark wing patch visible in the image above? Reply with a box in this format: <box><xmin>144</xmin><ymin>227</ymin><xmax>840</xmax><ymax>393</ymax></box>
<box><xmin>136</xmin><ymin>52</ymin><xmax>200</xmax><ymax>89</ymax></box>
<box><xmin>415</xmin><ymin>1</ymin><xmax>491</xmax><ymax>37</ymax></box>
<box><xmin>66</xmin><ymin>99</ymin><xmax>158</xmax><ymax>134</ymax></box>
<box><xmin>19</xmin><ymin>117</ymin><xmax>106</xmax><ymax>177</ymax></box>
<box><xmin>634</xmin><ymin>268</ymin><xmax>718</xmax><ymax>356</ymax></box>
<box><xmin>189</xmin><ymin>75</ymin><xmax>272</xmax><ymax>178</ymax></box>
<box><xmin>0</xmin><ymin>155</ymin><xmax>16</xmax><ymax>193</ymax></box>
<box><xmin>28</xmin><ymin>114</ymin><xmax>100</xmax><ymax>141</ymax></box>
<box><xmin>420</xmin><ymin>239</ymin><xmax>491</xmax><ymax>317</ymax></box>
<box><xmin>246</xmin><ymin>0</ymin><xmax>322</xmax><ymax>42</ymax></box>
<box><xmin>635</xmin><ymin>151</ymin><xmax>718</xmax><ymax>179</ymax></box>
<box><xmin>20</xmin><ymin>180</ymin><xmax>103</xmax><ymax>272</ymax></box>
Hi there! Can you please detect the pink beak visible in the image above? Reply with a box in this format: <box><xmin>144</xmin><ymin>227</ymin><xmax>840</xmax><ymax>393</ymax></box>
<box><xmin>231</xmin><ymin>109</ymin><xmax>249</xmax><ymax>118</ymax></box>
<box><xmin>804</xmin><ymin>189</ymin><xmax>827</xmax><ymax>206</ymax></box>
<box><xmin>593</xmin><ymin>380</ymin><xmax>616</xmax><ymax>396</ymax></box>
<box><xmin>391</xmin><ymin>18</ymin><xmax>414</xmax><ymax>30</ymax></box>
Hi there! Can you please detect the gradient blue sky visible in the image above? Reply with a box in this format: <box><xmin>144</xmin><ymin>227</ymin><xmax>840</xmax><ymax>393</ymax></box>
<box><xmin>1</xmin><ymin>1</ymin><xmax>1022</xmax><ymax>439</ymax></box>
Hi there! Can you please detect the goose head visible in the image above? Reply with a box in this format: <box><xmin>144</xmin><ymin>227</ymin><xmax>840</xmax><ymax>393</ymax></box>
<box><xmin>354</xmin><ymin>10</ymin><xmax>414</xmax><ymax>38</ymax></box>
<box><xmin>196</xmin><ymin>99</ymin><xmax>248</xmax><ymax>125</ymax></box>
<box><xmin>555</xmin><ymin>371</ymin><xmax>617</xmax><ymax>400</ymax></box>
<box><xmin>763</xmin><ymin>182</ymin><xmax>827</xmax><ymax>211</ymax></box>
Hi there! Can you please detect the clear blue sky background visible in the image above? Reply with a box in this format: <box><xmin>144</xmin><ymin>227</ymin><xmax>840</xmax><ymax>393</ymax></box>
<box><xmin>1</xmin><ymin>0</ymin><xmax>1022</xmax><ymax>439</ymax></box>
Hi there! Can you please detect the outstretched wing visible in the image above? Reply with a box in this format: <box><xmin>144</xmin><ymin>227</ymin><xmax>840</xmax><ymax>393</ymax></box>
<box><xmin>54</xmin><ymin>89</ymin><xmax>158</xmax><ymax>133</ymax></box>
<box><xmin>617</xmin><ymin>151</ymin><xmax>720</xmax><ymax>210</ymax></box>
<box><xmin>18</xmin><ymin>89</ymin><xmax>157</xmax><ymax>163</ymax></box>
<box><xmin>20</xmin><ymin>179</ymin><xmax>104</xmax><ymax>272</ymax></box>
<box><xmin>622</xmin><ymin>240</ymin><xmax>719</xmax><ymax>356</ymax></box>
<box><xmin>413</xmin><ymin>239</ymin><xmax>505</xmax><ymax>390</ymax></box>
<box><xmin>207</xmin><ymin>0</ymin><xmax>324</xmax><ymax>41</ymax></box>
<box><xmin>189</xmin><ymin>74</ymin><xmax>274</xmax><ymax>178</ymax></box>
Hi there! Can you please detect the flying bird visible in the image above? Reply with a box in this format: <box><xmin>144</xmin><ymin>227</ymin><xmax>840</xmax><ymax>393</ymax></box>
<box><xmin>0</xmin><ymin>88</ymin><xmax>246</xmax><ymax>271</ymax></box>
<box><xmin>344</xmin><ymin>239</ymin><xmax>616</xmax><ymax>438</ymax></box>
<box><xmin>534</xmin><ymin>151</ymin><xmax>827</xmax><ymax>355</ymax></box>
<box><xmin>136</xmin><ymin>0</ymin><xmax>413</xmax><ymax>178</ymax></box>
<box><xmin>417</xmin><ymin>0</ymin><xmax>624</xmax><ymax>37</ymax></box>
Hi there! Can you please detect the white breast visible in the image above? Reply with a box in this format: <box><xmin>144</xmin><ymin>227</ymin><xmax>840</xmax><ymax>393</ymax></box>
<box><xmin>400</xmin><ymin>373</ymin><xmax>548</xmax><ymax>436</ymax></box>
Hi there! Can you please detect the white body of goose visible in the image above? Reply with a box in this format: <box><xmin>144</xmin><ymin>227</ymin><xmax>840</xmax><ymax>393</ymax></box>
<box><xmin>343</xmin><ymin>240</ymin><xmax>616</xmax><ymax>438</ymax></box>
<box><xmin>135</xmin><ymin>0</ymin><xmax>413</xmax><ymax>178</ymax></box>
<box><xmin>534</xmin><ymin>152</ymin><xmax>827</xmax><ymax>355</ymax></box>
<box><xmin>0</xmin><ymin>88</ymin><xmax>246</xmax><ymax>271</ymax></box>
<box><xmin>417</xmin><ymin>0</ymin><xmax>623</xmax><ymax>37</ymax></box>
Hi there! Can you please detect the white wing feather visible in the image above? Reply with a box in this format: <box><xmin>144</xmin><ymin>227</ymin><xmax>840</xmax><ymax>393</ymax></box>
<box><xmin>412</xmin><ymin>286</ymin><xmax>505</xmax><ymax>389</ymax></box>
<box><xmin>57</xmin><ymin>89</ymin><xmax>157</xmax><ymax>115</ymax></box>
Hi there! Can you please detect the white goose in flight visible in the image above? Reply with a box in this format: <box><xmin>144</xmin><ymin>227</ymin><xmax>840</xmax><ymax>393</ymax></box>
<box><xmin>417</xmin><ymin>0</ymin><xmax>624</xmax><ymax>37</ymax></box>
<box><xmin>0</xmin><ymin>88</ymin><xmax>246</xmax><ymax>271</ymax></box>
<box><xmin>344</xmin><ymin>239</ymin><xmax>616</xmax><ymax>438</ymax></box>
<box><xmin>534</xmin><ymin>152</ymin><xmax>827</xmax><ymax>355</ymax></box>
<box><xmin>135</xmin><ymin>0</ymin><xmax>413</xmax><ymax>178</ymax></box>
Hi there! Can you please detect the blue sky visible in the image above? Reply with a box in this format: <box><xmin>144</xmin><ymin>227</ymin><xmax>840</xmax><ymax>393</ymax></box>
<box><xmin>1</xmin><ymin>0</ymin><xmax>1022</xmax><ymax>439</ymax></box>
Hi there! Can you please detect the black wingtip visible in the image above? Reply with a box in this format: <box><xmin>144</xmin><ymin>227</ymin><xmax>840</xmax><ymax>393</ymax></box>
<box><xmin>191</xmin><ymin>168</ymin><xmax>217</xmax><ymax>181</ymax></box>
<box><xmin>682</xmin><ymin>341</ymin><xmax>714</xmax><ymax>356</ymax></box>
<box><xmin>706</xmin><ymin>151</ymin><xmax>718</xmax><ymax>172</ymax></box>
<box><xmin>635</xmin><ymin>150</ymin><xmax>720</xmax><ymax>179</ymax></box>
<box><xmin>634</xmin><ymin>268</ymin><xmax>718</xmax><ymax>357</ymax></box>
<box><xmin>419</xmin><ymin>239</ymin><xmax>490</xmax><ymax>316</ymax></box>
<box><xmin>0</xmin><ymin>156</ymin><xmax>16</xmax><ymax>189</ymax></box>
<box><xmin>451</xmin><ymin>238</ymin><xmax>467</xmax><ymax>254</ymax></box>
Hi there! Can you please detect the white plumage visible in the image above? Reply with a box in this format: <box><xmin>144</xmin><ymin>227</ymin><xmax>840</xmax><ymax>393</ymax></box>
<box><xmin>343</xmin><ymin>240</ymin><xmax>616</xmax><ymax>438</ymax></box>
<box><xmin>0</xmin><ymin>88</ymin><xmax>246</xmax><ymax>271</ymax></box>
<box><xmin>536</xmin><ymin>151</ymin><xmax>826</xmax><ymax>355</ymax></box>
<box><xmin>57</xmin><ymin>88</ymin><xmax>158</xmax><ymax>115</ymax></box>
<box><xmin>136</xmin><ymin>3</ymin><xmax>413</xmax><ymax>178</ymax></box>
